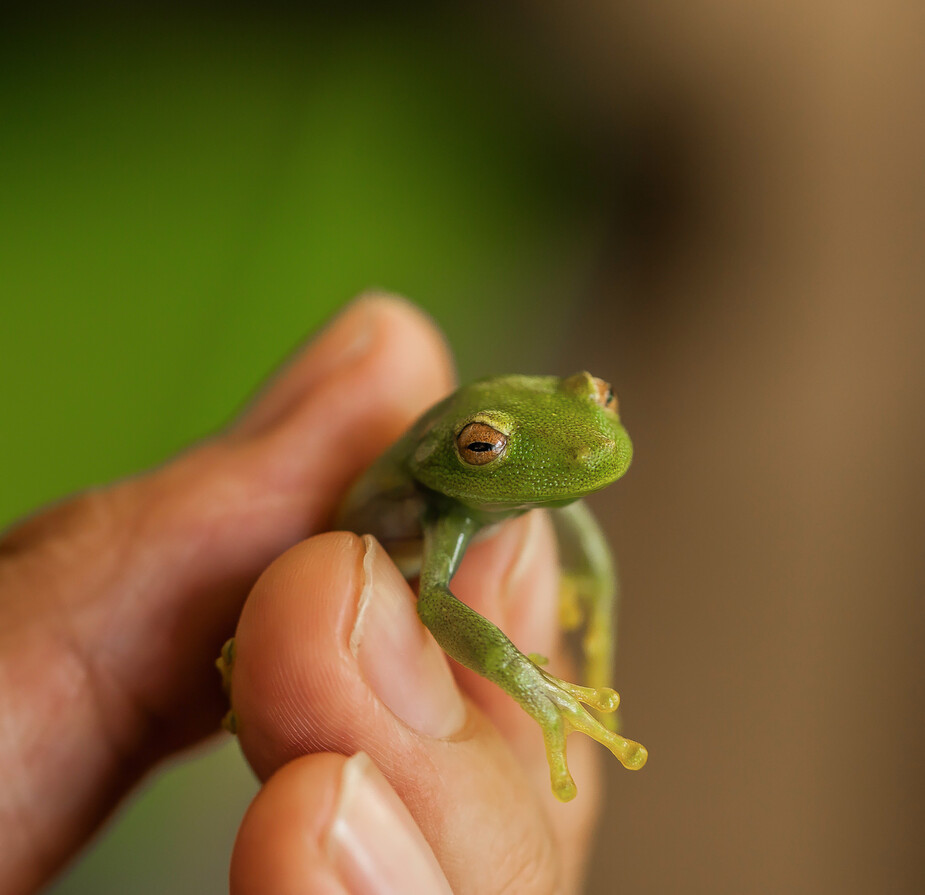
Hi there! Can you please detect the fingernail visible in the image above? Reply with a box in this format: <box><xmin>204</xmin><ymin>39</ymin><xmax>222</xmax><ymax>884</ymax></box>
<box><xmin>351</xmin><ymin>535</ymin><xmax>466</xmax><ymax>738</ymax></box>
<box><xmin>326</xmin><ymin>752</ymin><xmax>453</xmax><ymax>895</ymax></box>
<box><xmin>233</xmin><ymin>297</ymin><xmax>380</xmax><ymax>438</ymax></box>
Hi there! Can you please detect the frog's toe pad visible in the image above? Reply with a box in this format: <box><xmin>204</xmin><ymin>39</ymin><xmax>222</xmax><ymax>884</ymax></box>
<box><xmin>575</xmin><ymin>715</ymin><xmax>647</xmax><ymax>771</ymax></box>
<box><xmin>620</xmin><ymin>740</ymin><xmax>648</xmax><ymax>770</ymax></box>
<box><xmin>552</xmin><ymin>775</ymin><xmax>578</xmax><ymax>802</ymax></box>
<box><xmin>557</xmin><ymin>679</ymin><xmax>621</xmax><ymax>714</ymax></box>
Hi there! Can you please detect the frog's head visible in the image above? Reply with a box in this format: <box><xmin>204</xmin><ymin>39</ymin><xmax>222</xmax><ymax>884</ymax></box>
<box><xmin>408</xmin><ymin>372</ymin><xmax>633</xmax><ymax>512</ymax></box>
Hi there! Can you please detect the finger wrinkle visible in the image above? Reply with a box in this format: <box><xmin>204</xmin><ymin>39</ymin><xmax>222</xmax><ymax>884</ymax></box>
<box><xmin>492</xmin><ymin>828</ymin><xmax>561</xmax><ymax>895</ymax></box>
<box><xmin>37</xmin><ymin>499</ymin><xmax>165</xmax><ymax>768</ymax></box>
<box><xmin>146</xmin><ymin>447</ymin><xmax>311</xmax><ymax>572</ymax></box>
<box><xmin>47</xmin><ymin>588</ymin><xmax>152</xmax><ymax>772</ymax></box>
<box><xmin>0</xmin><ymin>486</ymin><xmax>153</xmax><ymax>762</ymax></box>
<box><xmin>0</xmin><ymin>625</ymin><xmax>150</xmax><ymax>893</ymax></box>
<box><xmin>0</xmin><ymin>490</ymin><xmax>130</xmax><ymax>591</ymax></box>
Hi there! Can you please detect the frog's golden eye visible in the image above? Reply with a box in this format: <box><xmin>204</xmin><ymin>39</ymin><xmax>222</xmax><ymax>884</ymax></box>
<box><xmin>591</xmin><ymin>377</ymin><xmax>619</xmax><ymax>413</ymax></box>
<box><xmin>456</xmin><ymin>422</ymin><xmax>508</xmax><ymax>466</ymax></box>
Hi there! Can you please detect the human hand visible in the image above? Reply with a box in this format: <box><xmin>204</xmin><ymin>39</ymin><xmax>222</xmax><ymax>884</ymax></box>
<box><xmin>0</xmin><ymin>295</ymin><xmax>601</xmax><ymax>895</ymax></box>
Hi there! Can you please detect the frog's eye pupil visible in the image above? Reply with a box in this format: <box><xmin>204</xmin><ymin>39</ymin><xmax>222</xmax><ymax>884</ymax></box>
<box><xmin>456</xmin><ymin>422</ymin><xmax>507</xmax><ymax>466</ymax></box>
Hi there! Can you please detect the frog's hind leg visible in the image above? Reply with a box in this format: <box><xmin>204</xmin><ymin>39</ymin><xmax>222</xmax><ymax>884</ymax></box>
<box><xmin>551</xmin><ymin>501</ymin><xmax>619</xmax><ymax>730</ymax></box>
<box><xmin>558</xmin><ymin>572</ymin><xmax>584</xmax><ymax>632</ymax></box>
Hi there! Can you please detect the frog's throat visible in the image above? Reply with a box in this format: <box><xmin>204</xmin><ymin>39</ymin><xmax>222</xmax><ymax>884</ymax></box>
<box><xmin>456</xmin><ymin>488</ymin><xmax>606</xmax><ymax>515</ymax></box>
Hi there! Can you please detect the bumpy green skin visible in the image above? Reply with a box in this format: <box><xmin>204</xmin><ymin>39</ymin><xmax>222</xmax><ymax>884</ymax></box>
<box><xmin>336</xmin><ymin>372</ymin><xmax>647</xmax><ymax>801</ymax></box>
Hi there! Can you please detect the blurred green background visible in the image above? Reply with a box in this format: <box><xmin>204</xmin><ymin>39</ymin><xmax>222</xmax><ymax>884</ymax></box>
<box><xmin>1</xmin><ymin>8</ymin><xmax>611</xmax><ymax>893</ymax></box>
<box><xmin>1</xmin><ymin>10</ymin><xmax>605</xmax><ymax>525</ymax></box>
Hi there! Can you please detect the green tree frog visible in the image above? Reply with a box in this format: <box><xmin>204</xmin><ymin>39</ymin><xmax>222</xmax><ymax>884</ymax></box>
<box><xmin>220</xmin><ymin>371</ymin><xmax>647</xmax><ymax>802</ymax></box>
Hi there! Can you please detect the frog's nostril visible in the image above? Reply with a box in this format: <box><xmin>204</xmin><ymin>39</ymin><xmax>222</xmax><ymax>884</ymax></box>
<box><xmin>572</xmin><ymin>437</ymin><xmax>614</xmax><ymax>463</ymax></box>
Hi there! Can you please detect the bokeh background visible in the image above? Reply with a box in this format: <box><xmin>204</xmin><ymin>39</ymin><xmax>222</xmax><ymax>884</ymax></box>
<box><xmin>2</xmin><ymin>4</ymin><xmax>923</xmax><ymax>894</ymax></box>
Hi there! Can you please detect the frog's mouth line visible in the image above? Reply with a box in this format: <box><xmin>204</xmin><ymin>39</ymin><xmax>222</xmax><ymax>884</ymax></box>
<box><xmin>459</xmin><ymin>481</ymin><xmax>619</xmax><ymax>514</ymax></box>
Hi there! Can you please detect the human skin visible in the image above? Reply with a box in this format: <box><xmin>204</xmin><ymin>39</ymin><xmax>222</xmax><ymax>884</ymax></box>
<box><xmin>0</xmin><ymin>294</ymin><xmax>600</xmax><ymax>895</ymax></box>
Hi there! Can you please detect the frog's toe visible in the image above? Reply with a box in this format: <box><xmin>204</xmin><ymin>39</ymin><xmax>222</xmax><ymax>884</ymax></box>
<box><xmin>216</xmin><ymin>638</ymin><xmax>238</xmax><ymax>734</ymax></box>
<box><xmin>536</xmin><ymin>668</ymin><xmax>647</xmax><ymax>776</ymax></box>
<box><xmin>552</xmin><ymin>772</ymin><xmax>578</xmax><ymax>802</ymax></box>
<box><xmin>558</xmin><ymin>674</ymin><xmax>623</xmax><ymax>731</ymax></box>
<box><xmin>565</xmin><ymin>699</ymin><xmax>647</xmax><ymax>771</ymax></box>
<box><xmin>554</xmin><ymin>678</ymin><xmax>620</xmax><ymax>714</ymax></box>
<box><xmin>535</xmin><ymin>705</ymin><xmax>579</xmax><ymax>802</ymax></box>
<box><xmin>620</xmin><ymin>740</ymin><xmax>648</xmax><ymax>769</ymax></box>
<box><xmin>216</xmin><ymin>637</ymin><xmax>236</xmax><ymax>695</ymax></box>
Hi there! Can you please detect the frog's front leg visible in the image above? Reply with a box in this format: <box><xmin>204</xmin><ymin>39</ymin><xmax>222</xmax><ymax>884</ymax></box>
<box><xmin>416</xmin><ymin>511</ymin><xmax>647</xmax><ymax>802</ymax></box>
<box><xmin>215</xmin><ymin>637</ymin><xmax>238</xmax><ymax>734</ymax></box>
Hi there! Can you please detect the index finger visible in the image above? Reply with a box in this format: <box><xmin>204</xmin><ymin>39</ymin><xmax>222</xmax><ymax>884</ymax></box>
<box><xmin>0</xmin><ymin>293</ymin><xmax>456</xmax><ymax>895</ymax></box>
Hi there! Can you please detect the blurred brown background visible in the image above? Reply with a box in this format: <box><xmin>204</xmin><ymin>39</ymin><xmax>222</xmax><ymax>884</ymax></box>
<box><xmin>551</xmin><ymin>3</ymin><xmax>925</xmax><ymax>892</ymax></box>
<box><xmin>3</xmin><ymin>3</ymin><xmax>922</xmax><ymax>893</ymax></box>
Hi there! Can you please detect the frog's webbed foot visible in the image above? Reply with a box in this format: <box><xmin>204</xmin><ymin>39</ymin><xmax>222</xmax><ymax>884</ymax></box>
<box><xmin>215</xmin><ymin>637</ymin><xmax>238</xmax><ymax>734</ymax></box>
<box><xmin>522</xmin><ymin>657</ymin><xmax>647</xmax><ymax>802</ymax></box>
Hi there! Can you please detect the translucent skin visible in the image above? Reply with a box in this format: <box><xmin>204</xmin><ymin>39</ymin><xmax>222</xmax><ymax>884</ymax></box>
<box><xmin>335</xmin><ymin>371</ymin><xmax>647</xmax><ymax>801</ymax></box>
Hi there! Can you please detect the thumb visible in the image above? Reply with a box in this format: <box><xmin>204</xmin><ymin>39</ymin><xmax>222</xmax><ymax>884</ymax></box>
<box><xmin>0</xmin><ymin>293</ymin><xmax>454</xmax><ymax>895</ymax></box>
